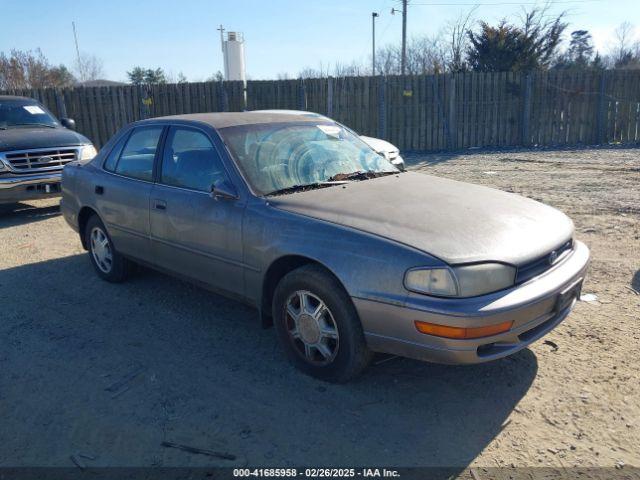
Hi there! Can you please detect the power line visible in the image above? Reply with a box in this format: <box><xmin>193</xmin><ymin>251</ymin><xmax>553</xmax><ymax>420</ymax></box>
<box><xmin>377</xmin><ymin>13</ymin><xmax>396</xmax><ymax>44</ymax></box>
<box><xmin>411</xmin><ymin>0</ymin><xmax>603</xmax><ymax>5</ymax></box>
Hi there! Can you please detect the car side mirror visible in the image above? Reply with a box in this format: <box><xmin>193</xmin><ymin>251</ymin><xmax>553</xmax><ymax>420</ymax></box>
<box><xmin>60</xmin><ymin>118</ymin><xmax>76</xmax><ymax>130</ymax></box>
<box><xmin>210</xmin><ymin>179</ymin><xmax>238</xmax><ymax>201</ymax></box>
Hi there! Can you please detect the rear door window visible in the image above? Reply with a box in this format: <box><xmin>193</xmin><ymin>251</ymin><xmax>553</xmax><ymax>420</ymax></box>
<box><xmin>114</xmin><ymin>126</ymin><xmax>163</xmax><ymax>181</ymax></box>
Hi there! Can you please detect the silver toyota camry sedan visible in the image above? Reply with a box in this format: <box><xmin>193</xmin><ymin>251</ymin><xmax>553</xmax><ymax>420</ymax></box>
<box><xmin>61</xmin><ymin>111</ymin><xmax>590</xmax><ymax>382</ymax></box>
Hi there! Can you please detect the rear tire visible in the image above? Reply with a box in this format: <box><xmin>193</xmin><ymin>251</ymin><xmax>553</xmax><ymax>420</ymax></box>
<box><xmin>85</xmin><ymin>214</ymin><xmax>129</xmax><ymax>283</ymax></box>
<box><xmin>272</xmin><ymin>264</ymin><xmax>372</xmax><ymax>383</ymax></box>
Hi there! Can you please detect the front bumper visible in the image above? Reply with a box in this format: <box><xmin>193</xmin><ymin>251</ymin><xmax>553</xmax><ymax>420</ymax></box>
<box><xmin>356</xmin><ymin>240</ymin><xmax>590</xmax><ymax>364</ymax></box>
<box><xmin>0</xmin><ymin>173</ymin><xmax>62</xmax><ymax>203</ymax></box>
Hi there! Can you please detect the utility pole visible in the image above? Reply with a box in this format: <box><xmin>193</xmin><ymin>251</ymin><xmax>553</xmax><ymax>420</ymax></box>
<box><xmin>372</xmin><ymin>12</ymin><xmax>379</xmax><ymax>75</ymax></box>
<box><xmin>72</xmin><ymin>21</ymin><xmax>83</xmax><ymax>82</ymax></box>
<box><xmin>401</xmin><ymin>0</ymin><xmax>408</xmax><ymax>76</ymax></box>
<box><xmin>391</xmin><ymin>1</ymin><xmax>408</xmax><ymax>75</ymax></box>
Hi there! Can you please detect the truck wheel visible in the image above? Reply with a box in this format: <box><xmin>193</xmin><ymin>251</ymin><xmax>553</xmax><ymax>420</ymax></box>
<box><xmin>272</xmin><ymin>264</ymin><xmax>372</xmax><ymax>383</ymax></box>
<box><xmin>85</xmin><ymin>214</ymin><xmax>129</xmax><ymax>282</ymax></box>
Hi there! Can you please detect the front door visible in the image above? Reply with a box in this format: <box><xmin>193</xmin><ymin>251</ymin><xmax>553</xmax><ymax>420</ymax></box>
<box><xmin>149</xmin><ymin>126</ymin><xmax>245</xmax><ymax>298</ymax></box>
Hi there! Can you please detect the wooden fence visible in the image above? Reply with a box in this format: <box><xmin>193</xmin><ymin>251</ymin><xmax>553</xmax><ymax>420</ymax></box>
<box><xmin>4</xmin><ymin>70</ymin><xmax>640</xmax><ymax>151</ymax></box>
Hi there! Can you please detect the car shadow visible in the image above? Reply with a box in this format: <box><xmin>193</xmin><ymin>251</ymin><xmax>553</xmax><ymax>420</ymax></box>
<box><xmin>1</xmin><ymin>254</ymin><xmax>537</xmax><ymax>471</ymax></box>
<box><xmin>0</xmin><ymin>201</ymin><xmax>60</xmax><ymax>229</ymax></box>
<box><xmin>632</xmin><ymin>269</ymin><xmax>640</xmax><ymax>293</ymax></box>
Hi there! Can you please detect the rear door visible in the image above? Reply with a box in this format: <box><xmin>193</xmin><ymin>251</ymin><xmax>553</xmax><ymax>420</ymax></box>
<box><xmin>95</xmin><ymin>125</ymin><xmax>164</xmax><ymax>263</ymax></box>
<box><xmin>149</xmin><ymin>125</ymin><xmax>245</xmax><ymax>297</ymax></box>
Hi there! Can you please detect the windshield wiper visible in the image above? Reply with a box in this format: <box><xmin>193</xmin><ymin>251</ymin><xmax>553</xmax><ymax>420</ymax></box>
<box><xmin>266</xmin><ymin>171</ymin><xmax>398</xmax><ymax>196</ymax></box>
<box><xmin>326</xmin><ymin>170</ymin><xmax>396</xmax><ymax>182</ymax></box>
<box><xmin>265</xmin><ymin>181</ymin><xmax>345</xmax><ymax>197</ymax></box>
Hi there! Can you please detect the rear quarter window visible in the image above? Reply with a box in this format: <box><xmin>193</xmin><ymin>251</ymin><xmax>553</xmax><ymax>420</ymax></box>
<box><xmin>113</xmin><ymin>126</ymin><xmax>163</xmax><ymax>181</ymax></box>
<box><xmin>103</xmin><ymin>132</ymin><xmax>130</xmax><ymax>172</ymax></box>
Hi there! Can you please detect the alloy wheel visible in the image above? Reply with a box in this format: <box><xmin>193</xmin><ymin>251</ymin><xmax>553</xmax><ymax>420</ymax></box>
<box><xmin>90</xmin><ymin>227</ymin><xmax>113</xmax><ymax>274</ymax></box>
<box><xmin>284</xmin><ymin>290</ymin><xmax>339</xmax><ymax>365</ymax></box>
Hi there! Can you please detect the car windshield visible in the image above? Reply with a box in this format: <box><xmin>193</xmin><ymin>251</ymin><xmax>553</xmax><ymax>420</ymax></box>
<box><xmin>0</xmin><ymin>99</ymin><xmax>59</xmax><ymax>129</ymax></box>
<box><xmin>219</xmin><ymin>122</ymin><xmax>397</xmax><ymax>196</ymax></box>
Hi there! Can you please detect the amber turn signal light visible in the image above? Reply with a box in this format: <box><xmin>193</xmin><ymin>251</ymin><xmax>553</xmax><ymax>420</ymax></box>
<box><xmin>414</xmin><ymin>320</ymin><xmax>513</xmax><ymax>339</ymax></box>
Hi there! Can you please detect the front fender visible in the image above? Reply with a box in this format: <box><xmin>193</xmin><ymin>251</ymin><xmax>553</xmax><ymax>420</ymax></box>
<box><xmin>243</xmin><ymin>200</ymin><xmax>443</xmax><ymax>308</ymax></box>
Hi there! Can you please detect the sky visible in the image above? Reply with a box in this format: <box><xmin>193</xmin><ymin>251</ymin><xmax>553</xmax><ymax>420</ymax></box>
<box><xmin>1</xmin><ymin>0</ymin><xmax>638</xmax><ymax>82</ymax></box>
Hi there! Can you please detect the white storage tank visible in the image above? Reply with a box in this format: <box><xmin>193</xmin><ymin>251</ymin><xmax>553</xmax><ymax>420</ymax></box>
<box><xmin>223</xmin><ymin>31</ymin><xmax>246</xmax><ymax>82</ymax></box>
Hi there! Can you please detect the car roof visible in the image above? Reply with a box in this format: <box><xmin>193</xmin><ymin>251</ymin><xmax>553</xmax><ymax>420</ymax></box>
<box><xmin>148</xmin><ymin>111</ymin><xmax>332</xmax><ymax>129</ymax></box>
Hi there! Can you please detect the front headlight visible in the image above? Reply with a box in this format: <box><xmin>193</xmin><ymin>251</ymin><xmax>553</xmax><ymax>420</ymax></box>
<box><xmin>404</xmin><ymin>268</ymin><xmax>458</xmax><ymax>296</ymax></box>
<box><xmin>453</xmin><ymin>263</ymin><xmax>516</xmax><ymax>297</ymax></box>
<box><xmin>405</xmin><ymin>263</ymin><xmax>516</xmax><ymax>298</ymax></box>
<box><xmin>79</xmin><ymin>144</ymin><xmax>97</xmax><ymax>161</ymax></box>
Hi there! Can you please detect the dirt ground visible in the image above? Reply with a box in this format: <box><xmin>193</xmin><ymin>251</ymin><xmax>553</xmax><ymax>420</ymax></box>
<box><xmin>0</xmin><ymin>146</ymin><xmax>638</xmax><ymax>472</ymax></box>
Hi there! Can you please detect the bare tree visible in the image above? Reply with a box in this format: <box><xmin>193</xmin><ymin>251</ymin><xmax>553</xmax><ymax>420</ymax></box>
<box><xmin>164</xmin><ymin>70</ymin><xmax>188</xmax><ymax>83</ymax></box>
<box><xmin>333</xmin><ymin>61</ymin><xmax>366</xmax><ymax>77</ymax></box>
<box><xmin>612</xmin><ymin>22</ymin><xmax>634</xmax><ymax>64</ymax></box>
<box><xmin>405</xmin><ymin>36</ymin><xmax>447</xmax><ymax>74</ymax></box>
<box><xmin>298</xmin><ymin>61</ymin><xmax>329</xmax><ymax>79</ymax></box>
<box><xmin>375</xmin><ymin>44</ymin><xmax>402</xmax><ymax>75</ymax></box>
<box><xmin>371</xmin><ymin>36</ymin><xmax>446</xmax><ymax>76</ymax></box>
<box><xmin>75</xmin><ymin>53</ymin><xmax>104</xmax><ymax>82</ymax></box>
<box><xmin>444</xmin><ymin>8</ymin><xmax>476</xmax><ymax>72</ymax></box>
<box><xmin>607</xmin><ymin>22</ymin><xmax>640</xmax><ymax>69</ymax></box>
<box><xmin>0</xmin><ymin>49</ymin><xmax>76</xmax><ymax>89</ymax></box>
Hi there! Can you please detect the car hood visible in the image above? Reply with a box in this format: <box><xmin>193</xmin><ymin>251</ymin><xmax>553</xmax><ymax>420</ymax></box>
<box><xmin>0</xmin><ymin>127</ymin><xmax>91</xmax><ymax>152</ymax></box>
<box><xmin>268</xmin><ymin>172</ymin><xmax>574</xmax><ymax>266</ymax></box>
<box><xmin>360</xmin><ymin>135</ymin><xmax>398</xmax><ymax>154</ymax></box>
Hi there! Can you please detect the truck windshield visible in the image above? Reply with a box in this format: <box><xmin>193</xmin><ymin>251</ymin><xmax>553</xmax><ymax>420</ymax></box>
<box><xmin>219</xmin><ymin>122</ymin><xmax>397</xmax><ymax>196</ymax></box>
<box><xmin>0</xmin><ymin>99</ymin><xmax>59</xmax><ymax>129</ymax></box>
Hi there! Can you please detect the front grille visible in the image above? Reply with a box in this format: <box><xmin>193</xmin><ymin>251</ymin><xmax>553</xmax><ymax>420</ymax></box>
<box><xmin>516</xmin><ymin>239</ymin><xmax>573</xmax><ymax>284</ymax></box>
<box><xmin>4</xmin><ymin>148</ymin><xmax>77</xmax><ymax>173</ymax></box>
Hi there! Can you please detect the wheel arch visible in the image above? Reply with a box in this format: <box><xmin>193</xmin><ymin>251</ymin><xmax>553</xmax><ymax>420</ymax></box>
<box><xmin>77</xmin><ymin>206</ymin><xmax>101</xmax><ymax>250</ymax></box>
<box><xmin>260</xmin><ymin>254</ymin><xmax>347</xmax><ymax>328</ymax></box>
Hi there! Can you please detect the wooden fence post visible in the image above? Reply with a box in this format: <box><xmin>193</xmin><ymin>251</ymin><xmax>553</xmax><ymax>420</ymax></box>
<box><xmin>377</xmin><ymin>76</ymin><xmax>386</xmax><ymax>139</ymax></box>
<box><xmin>55</xmin><ymin>89</ymin><xmax>68</xmax><ymax>119</ymax></box>
<box><xmin>215</xmin><ymin>81</ymin><xmax>228</xmax><ymax>112</ymax></box>
<box><xmin>447</xmin><ymin>75</ymin><xmax>457</xmax><ymax>150</ymax></box>
<box><xmin>298</xmin><ymin>78</ymin><xmax>306</xmax><ymax>110</ymax></box>
<box><xmin>521</xmin><ymin>73</ymin><xmax>533</xmax><ymax>145</ymax></box>
<box><xmin>327</xmin><ymin>77</ymin><xmax>334</xmax><ymax>117</ymax></box>
<box><xmin>596</xmin><ymin>70</ymin><xmax>607</xmax><ymax>145</ymax></box>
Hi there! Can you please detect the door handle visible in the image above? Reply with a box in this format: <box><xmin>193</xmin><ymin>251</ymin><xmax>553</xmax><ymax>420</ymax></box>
<box><xmin>154</xmin><ymin>200</ymin><xmax>167</xmax><ymax>211</ymax></box>
<box><xmin>95</xmin><ymin>185</ymin><xmax>104</xmax><ymax>195</ymax></box>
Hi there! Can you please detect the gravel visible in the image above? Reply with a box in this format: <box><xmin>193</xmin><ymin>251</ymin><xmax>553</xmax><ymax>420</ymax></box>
<box><xmin>0</xmin><ymin>145</ymin><xmax>638</xmax><ymax>469</ymax></box>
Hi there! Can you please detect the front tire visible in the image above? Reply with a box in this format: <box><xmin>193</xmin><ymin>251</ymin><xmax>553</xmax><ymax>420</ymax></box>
<box><xmin>85</xmin><ymin>214</ymin><xmax>129</xmax><ymax>283</ymax></box>
<box><xmin>272</xmin><ymin>264</ymin><xmax>372</xmax><ymax>383</ymax></box>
